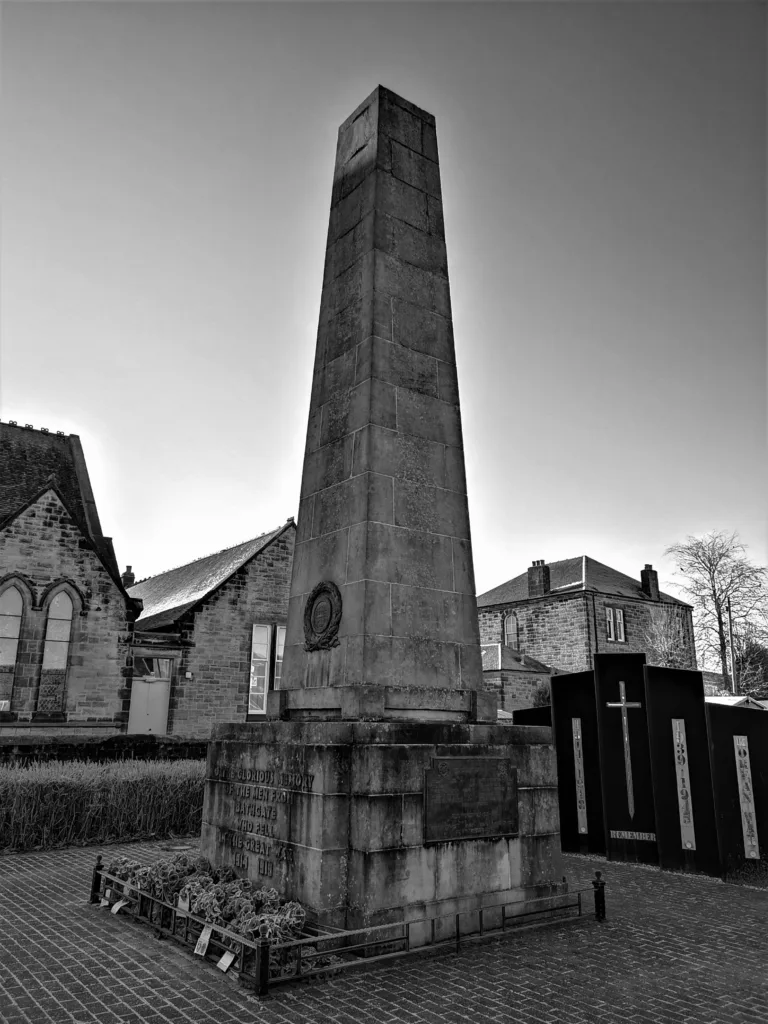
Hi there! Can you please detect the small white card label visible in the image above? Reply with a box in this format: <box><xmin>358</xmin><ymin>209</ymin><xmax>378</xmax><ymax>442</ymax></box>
<box><xmin>177</xmin><ymin>894</ymin><xmax>189</xmax><ymax>918</ymax></box>
<box><xmin>216</xmin><ymin>950</ymin><xmax>237</xmax><ymax>972</ymax></box>
<box><xmin>104</xmin><ymin>888</ymin><xmax>112</xmax><ymax>900</ymax></box>
<box><xmin>195</xmin><ymin>924</ymin><xmax>213</xmax><ymax>956</ymax></box>
<box><xmin>111</xmin><ymin>899</ymin><xmax>130</xmax><ymax>915</ymax></box>
<box><xmin>734</xmin><ymin>736</ymin><xmax>760</xmax><ymax>859</ymax></box>
<box><xmin>672</xmin><ymin>719</ymin><xmax>696</xmax><ymax>851</ymax></box>
<box><xmin>572</xmin><ymin>718</ymin><xmax>588</xmax><ymax>834</ymax></box>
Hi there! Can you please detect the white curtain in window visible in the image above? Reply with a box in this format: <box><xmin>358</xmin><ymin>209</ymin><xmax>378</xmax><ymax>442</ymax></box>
<box><xmin>274</xmin><ymin>627</ymin><xmax>286</xmax><ymax>688</ymax></box>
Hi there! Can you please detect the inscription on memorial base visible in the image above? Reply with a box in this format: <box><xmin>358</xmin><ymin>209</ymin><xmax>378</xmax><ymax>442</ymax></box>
<box><xmin>610</xmin><ymin>830</ymin><xmax>656</xmax><ymax>842</ymax></box>
<box><xmin>424</xmin><ymin>757</ymin><xmax>518</xmax><ymax>844</ymax></box>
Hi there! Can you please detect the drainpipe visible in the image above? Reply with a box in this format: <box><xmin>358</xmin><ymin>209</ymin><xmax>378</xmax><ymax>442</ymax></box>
<box><xmin>591</xmin><ymin>593</ymin><xmax>600</xmax><ymax>669</ymax></box>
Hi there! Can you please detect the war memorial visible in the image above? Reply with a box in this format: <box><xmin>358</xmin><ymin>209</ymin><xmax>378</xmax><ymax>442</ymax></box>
<box><xmin>515</xmin><ymin>652</ymin><xmax>768</xmax><ymax>878</ymax></box>
<box><xmin>201</xmin><ymin>86</ymin><xmax>564</xmax><ymax>935</ymax></box>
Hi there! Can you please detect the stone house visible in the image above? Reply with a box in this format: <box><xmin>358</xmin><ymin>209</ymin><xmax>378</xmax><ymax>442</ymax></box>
<box><xmin>0</xmin><ymin>422</ymin><xmax>140</xmax><ymax>738</ymax></box>
<box><xmin>481</xmin><ymin>643</ymin><xmax>553</xmax><ymax>713</ymax></box>
<box><xmin>478</xmin><ymin>556</ymin><xmax>696</xmax><ymax>676</ymax></box>
<box><xmin>127</xmin><ymin>521</ymin><xmax>295</xmax><ymax>739</ymax></box>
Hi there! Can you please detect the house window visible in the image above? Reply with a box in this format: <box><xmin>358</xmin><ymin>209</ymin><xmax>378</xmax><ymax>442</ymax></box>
<box><xmin>606</xmin><ymin>607</ymin><xmax>626</xmax><ymax>643</ymax></box>
<box><xmin>0</xmin><ymin>586</ymin><xmax>23</xmax><ymax>671</ymax></box>
<box><xmin>504</xmin><ymin>613</ymin><xmax>519</xmax><ymax>650</ymax></box>
<box><xmin>133</xmin><ymin>657</ymin><xmax>173</xmax><ymax>680</ymax></box>
<box><xmin>248</xmin><ymin>624</ymin><xmax>286</xmax><ymax>716</ymax></box>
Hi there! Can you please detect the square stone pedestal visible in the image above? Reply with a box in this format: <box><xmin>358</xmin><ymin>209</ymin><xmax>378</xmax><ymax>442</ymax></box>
<box><xmin>201</xmin><ymin>719</ymin><xmax>564</xmax><ymax>936</ymax></box>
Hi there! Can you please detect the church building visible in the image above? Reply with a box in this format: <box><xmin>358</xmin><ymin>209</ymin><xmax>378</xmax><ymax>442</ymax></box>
<box><xmin>0</xmin><ymin>421</ymin><xmax>140</xmax><ymax>736</ymax></box>
<box><xmin>478</xmin><ymin>556</ymin><xmax>696</xmax><ymax>675</ymax></box>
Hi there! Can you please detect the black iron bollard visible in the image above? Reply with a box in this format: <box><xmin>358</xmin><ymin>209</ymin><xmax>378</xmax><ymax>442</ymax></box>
<box><xmin>592</xmin><ymin>871</ymin><xmax>606</xmax><ymax>921</ymax></box>
<box><xmin>256</xmin><ymin>923</ymin><xmax>271</xmax><ymax>997</ymax></box>
<box><xmin>89</xmin><ymin>855</ymin><xmax>104</xmax><ymax>904</ymax></box>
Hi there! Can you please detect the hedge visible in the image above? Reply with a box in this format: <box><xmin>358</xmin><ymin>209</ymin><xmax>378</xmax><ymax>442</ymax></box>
<box><xmin>0</xmin><ymin>758</ymin><xmax>205</xmax><ymax>851</ymax></box>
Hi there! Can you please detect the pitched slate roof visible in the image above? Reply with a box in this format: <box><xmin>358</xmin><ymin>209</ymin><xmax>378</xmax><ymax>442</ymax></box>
<box><xmin>129</xmin><ymin>524</ymin><xmax>292</xmax><ymax>630</ymax></box>
<box><xmin>481</xmin><ymin>644</ymin><xmax>551</xmax><ymax>674</ymax></box>
<box><xmin>477</xmin><ymin>556</ymin><xmax>687</xmax><ymax>608</ymax></box>
<box><xmin>0</xmin><ymin>421</ymin><xmax>119</xmax><ymax>577</ymax></box>
<box><xmin>705</xmin><ymin>695</ymin><xmax>767</xmax><ymax>710</ymax></box>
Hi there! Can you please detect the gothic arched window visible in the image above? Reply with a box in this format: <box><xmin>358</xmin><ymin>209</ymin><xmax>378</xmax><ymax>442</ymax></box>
<box><xmin>504</xmin><ymin>612</ymin><xmax>519</xmax><ymax>651</ymax></box>
<box><xmin>0</xmin><ymin>586</ymin><xmax>23</xmax><ymax>671</ymax></box>
<box><xmin>37</xmin><ymin>591</ymin><xmax>74</xmax><ymax>715</ymax></box>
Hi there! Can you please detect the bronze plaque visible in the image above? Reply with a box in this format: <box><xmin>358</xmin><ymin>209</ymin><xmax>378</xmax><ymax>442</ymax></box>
<box><xmin>424</xmin><ymin>757</ymin><xmax>518</xmax><ymax>844</ymax></box>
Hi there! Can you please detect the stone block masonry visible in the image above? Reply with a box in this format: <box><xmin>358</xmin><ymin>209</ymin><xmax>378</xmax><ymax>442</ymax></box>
<box><xmin>282</xmin><ymin>86</ymin><xmax>482</xmax><ymax>695</ymax></box>
<box><xmin>203</xmin><ymin>86</ymin><xmax>562</xmax><ymax>939</ymax></box>
<box><xmin>0</xmin><ymin>491</ymin><xmax>131</xmax><ymax>722</ymax></box>
<box><xmin>479</xmin><ymin>592</ymin><xmax>696</xmax><ymax>675</ymax></box>
<box><xmin>165</xmin><ymin>530</ymin><xmax>294</xmax><ymax>738</ymax></box>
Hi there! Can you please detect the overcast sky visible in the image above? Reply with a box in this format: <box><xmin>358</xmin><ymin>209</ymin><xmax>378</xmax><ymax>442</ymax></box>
<box><xmin>1</xmin><ymin>1</ymin><xmax>765</xmax><ymax>596</ymax></box>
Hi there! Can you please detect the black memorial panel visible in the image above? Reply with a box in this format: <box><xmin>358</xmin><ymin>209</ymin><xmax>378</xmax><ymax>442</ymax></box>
<box><xmin>513</xmin><ymin>706</ymin><xmax>553</xmax><ymax>726</ymax></box>
<box><xmin>594</xmin><ymin>653</ymin><xmax>657</xmax><ymax>864</ymax></box>
<box><xmin>550</xmin><ymin>671</ymin><xmax>604</xmax><ymax>854</ymax></box>
<box><xmin>644</xmin><ymin>667</ymin><xmax>720</xmax><ymax>875</ymax></box>
<box><xmin>706</xmin><ymin>704</ymin><xmax>768</xmax><ymax>875</ymax></box>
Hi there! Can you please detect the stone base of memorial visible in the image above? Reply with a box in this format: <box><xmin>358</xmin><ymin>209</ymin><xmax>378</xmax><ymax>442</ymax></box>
<box><xmin>201</xmin><ymin>700</ymin><xmax>564</xmax><ymax>938</ymax></box>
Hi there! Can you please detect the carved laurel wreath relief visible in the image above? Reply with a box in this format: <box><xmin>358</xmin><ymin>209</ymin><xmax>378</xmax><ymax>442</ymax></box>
<box><xmin>303</xmin><ymin>580</ymin><xmax>342</xmax><ymax>652</ymax></box>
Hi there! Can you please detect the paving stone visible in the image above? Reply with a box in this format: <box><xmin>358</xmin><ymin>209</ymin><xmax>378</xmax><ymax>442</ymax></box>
<box><xmin>1</xmin><ymin>843</ymin><xmax>768</xmax><ymax>1023</ymax></box>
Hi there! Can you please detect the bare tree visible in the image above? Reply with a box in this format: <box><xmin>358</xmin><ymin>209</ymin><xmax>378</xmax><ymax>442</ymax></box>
<box><xmin>665</xmin><ymin>531</ymin><xmax>768</xmax><ymax>688</ymax></box>
<box><xmin>643</xmin><ymin>608</ymin><xmax>691</xmax><ymax>670</ymax></box>
<box><xmin>532</xmin><ymin>681</ymin><xmax>551</xmax><ymax>707</ymax></box>
<box><xmin>733</xmin><ymin>627</ymin><xmax>768</xmax><ymax>700</ymax></box>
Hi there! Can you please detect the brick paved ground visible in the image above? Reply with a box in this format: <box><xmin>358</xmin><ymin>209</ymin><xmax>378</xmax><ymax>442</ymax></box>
<box><xmin>1</xmin><ymin>840</ymin><xmax>767</xmax><ymax>1024</ymax></box>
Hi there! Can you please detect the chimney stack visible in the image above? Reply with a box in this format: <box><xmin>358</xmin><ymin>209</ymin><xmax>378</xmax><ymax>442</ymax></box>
<box><xmin>527</xmin><ymin>559</ymin><xmax>551</xmax><ymax>598</ymax></box>
<box><xmin>121</xmin><ymin>565</ymin><xmax>136</xmax><ymax>588</ymax></box>
<box><xmin>640</xmin><ymin>563</ymin><xmax>659</xmax><ymax>601</ymax></box>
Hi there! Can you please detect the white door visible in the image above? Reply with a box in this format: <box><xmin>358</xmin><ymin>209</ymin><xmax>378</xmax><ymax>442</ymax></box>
<box><xmin>127</xmin><ymin>657</ymin><xmax>172</xmax><ymax>734</ymax></box>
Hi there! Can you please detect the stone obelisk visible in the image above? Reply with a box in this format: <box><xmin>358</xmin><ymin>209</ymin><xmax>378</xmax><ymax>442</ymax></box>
<box><xmin>277</xmin><ymin>85</ymin><xmax>490</xmax><ymax>719</ymax></box>
<box><xmin>202</xmin><ymin>88</ymin><xmax>563</xmax><ymax>934</ymax></box>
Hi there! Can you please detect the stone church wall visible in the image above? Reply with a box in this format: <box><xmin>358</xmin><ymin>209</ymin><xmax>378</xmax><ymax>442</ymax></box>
<box><xmin>0</xmin><ymin>491</ymin><xmax>130</xmax><ymax>721</ymax></box>
<box><xmin>167</xmin><ymin>529</ymin><xmax>294</xmax><ymax>738</ymax></box>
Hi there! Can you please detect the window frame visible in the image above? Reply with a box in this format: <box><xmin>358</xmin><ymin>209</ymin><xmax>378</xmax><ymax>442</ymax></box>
<box><xmin>0</xmin><ymin>585</ymin><xmax>24</xmax><ymax>671</ymax></box>
<box><xmin>504</xmin><ymin>612</ymin><xmax>520</xmax><ymax>651</ymax></box>
<box><xmin>0</xmin><ymin>583</ymin><xmax>26</xmax><ymax>716</ymax></box>
<box><xmin>246</xmin><ymin>623</ymin><xmax>286</xmax><ymax>720</ymax></box>
<box><xmin>35</xmin><ymin>584</ymin><xmax>79</xmax><ymax>718</ymax></box>
<box><xmin>605</xmin><ymin>606</ymin><xmax>626</xmax><ymax>644</ymax></box>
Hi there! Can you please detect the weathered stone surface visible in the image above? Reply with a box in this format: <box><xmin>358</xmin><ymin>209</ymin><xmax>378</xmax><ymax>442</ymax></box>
<box><xmin>202</xmin><ymin>720</ymin><xmax>564</xmax><ymax>933</ymax></box>
<box><xmin>391</xmin><ymin>139</ymin><xmax>442</xmax><ymax>200</ymax></box>
<box><xmin>396</xmin><ymin>389</ymin><xmax>463</xmax><ymax>448</ymax></box>
<box><xmin>281</xmin><ymin>85</ymin><xmax>480</xmax><ymax>699</ymax></box>
<box><xmin>391</xmin><ymin>296</ymin><xmax>454</xmax><ymax>361</ymax></box>
<box><xmin>355</xmin><ymin>336</ymin><xmax>440</xmax><ymax>399</ymax></box>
